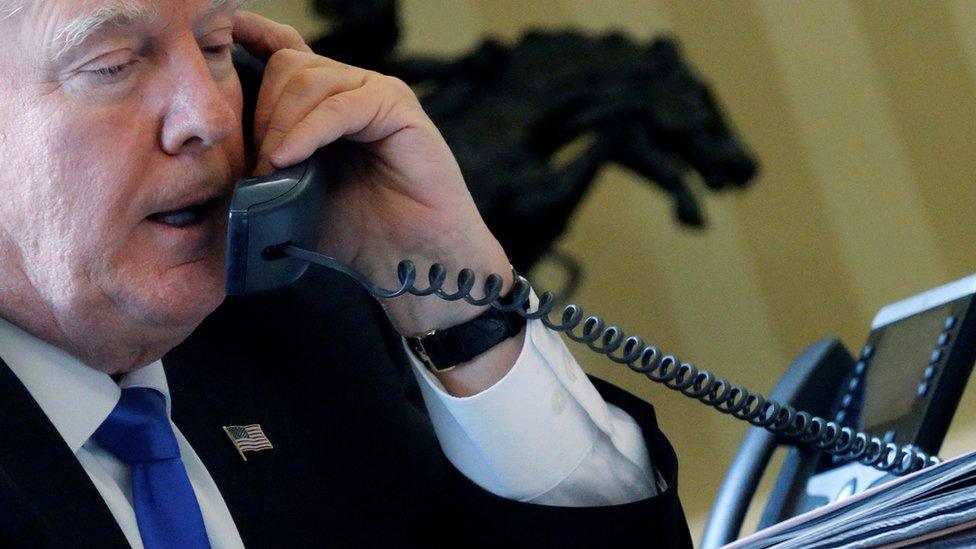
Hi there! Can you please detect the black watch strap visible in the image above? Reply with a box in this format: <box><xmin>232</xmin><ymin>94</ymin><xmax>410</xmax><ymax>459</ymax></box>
<box><xmin>406</xmin><ymin>305</ymin><xmax>527</xmax><ymax>373</ymax></box>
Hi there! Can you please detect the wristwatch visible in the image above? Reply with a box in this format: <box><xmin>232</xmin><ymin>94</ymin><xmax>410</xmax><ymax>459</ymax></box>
<box><xmin>406</xmin><ymin>304</ymin><xmax>528</xmax><ymax>373</ymax></box>
<box><xmin>406</xmin><ymin>268</ymin><xmax>529</xmax><ymax>373</ymax></box>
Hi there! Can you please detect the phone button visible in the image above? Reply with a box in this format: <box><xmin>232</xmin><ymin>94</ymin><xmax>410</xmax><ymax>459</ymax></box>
<box><xmin>861</xmin><ymin>345</ymin><xmax>874</xmax><ymax>360</ymax></box>
<box><xmin>945</xmin><ymin>316</ymin><xmax>957</xmax><ymax>330</ymax></box>
<box><xmin>854</xmin><ymin>361</ymin><xmax>867</xmax><ymax>375</ymax></box>
<box><xmin>938</xmin><ymin>332</ymin><xmax>951</xmax><ymax>346</ymax></box>
<box><xmin>931</xmin><ymin>349</ymin><xmax>943</xmax><ymax>363</ymax></box>
<box><xmin>883</xmin><ymin>430</ymin><xmax>897</xmax><ymax>443</ymax></box>
<box><xmin>924</xmin><ymin>365</ymin><xmax>937</xmax><ymax>380</ymax></box>
<box><xmin>836</xmin><ymin>410</ymin><xmax>847</xmax><ymax>423</ymax></box>
<box><xmin>848</xmin><ymin>377</ymin><xmax>860</xmax><ymax>391</ymax></box>
<box><xmin>917</xmin><ymin>382</ymin><xmax>929</xmax><ymax>397</ymax></box>
<box><xmin>841</xmin><ymin>393</ymin><xmax>854</xmax><ymax>409</ymax></box>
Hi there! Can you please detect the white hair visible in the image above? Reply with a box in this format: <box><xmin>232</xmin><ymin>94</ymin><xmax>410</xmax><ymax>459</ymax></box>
<box><xmin>0</xmin><ymin>0</ymin><xmax>24</xmax><ymax>21</ymax></box>
<box><xmin>46</xmin><ymin>0</ymin><xmax>243</xmax><ymax>60</ymax></box>
<box><xmin>51</xmin><ymin>1</ymin><xmax>161</xmax><ymax>60</ymax></box>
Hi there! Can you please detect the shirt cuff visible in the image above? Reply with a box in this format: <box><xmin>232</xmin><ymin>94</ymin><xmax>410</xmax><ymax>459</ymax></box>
<box><xmin>406</xmin><ymin>318</ymin><xmax>602</xmax><ymax>501</ymax></box>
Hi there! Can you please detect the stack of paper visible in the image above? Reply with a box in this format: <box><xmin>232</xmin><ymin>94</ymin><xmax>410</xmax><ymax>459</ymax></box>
<box><xmin>727</xmin><ymin>450</ymin><xmax>976</xmax><ymax>548</ymax></box>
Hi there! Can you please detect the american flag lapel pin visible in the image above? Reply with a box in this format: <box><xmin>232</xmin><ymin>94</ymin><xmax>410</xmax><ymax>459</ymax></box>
<box><xmin>222</xmin><ymin>424</ymin><xmax>274</xmax><ymax>462</ymax></box>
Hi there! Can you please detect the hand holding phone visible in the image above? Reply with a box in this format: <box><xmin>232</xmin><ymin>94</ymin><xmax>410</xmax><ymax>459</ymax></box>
<box><xmin>231</xmin><ymin>12</ymin><xmax>513</xmax><ymax>338</ymax></box>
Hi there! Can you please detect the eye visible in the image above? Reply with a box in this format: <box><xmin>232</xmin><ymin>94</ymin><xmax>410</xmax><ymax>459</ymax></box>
<box><xmin>202</xmin><ymin>44</ymin><xmax>232</xmax><ymax>58</ymax></box>
<box><xmin>94</xmin><ymin>64</ymin><xmax>130</xmax><ymax>77</ymax></box>
<box><xmin>86</xmin><ymin>60</ymin><xmax>137</xmax><ymax>81</ymax></box>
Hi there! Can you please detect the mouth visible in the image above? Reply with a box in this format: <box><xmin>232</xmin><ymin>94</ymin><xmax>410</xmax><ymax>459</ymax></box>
<box><xmin>147</xmin><ymin>196</ymin><xmax>224</xmax><ymax>229</ymax></box>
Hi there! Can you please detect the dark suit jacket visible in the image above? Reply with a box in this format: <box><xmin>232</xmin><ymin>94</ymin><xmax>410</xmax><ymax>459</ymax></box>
<box><xmin>0</xmin><ymin>266</ymin><xmax>691</xmax><ymax>547</ymax></box>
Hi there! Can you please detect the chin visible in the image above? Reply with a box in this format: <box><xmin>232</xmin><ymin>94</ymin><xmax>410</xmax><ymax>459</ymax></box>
<box><xmin>149</xmin><ymin>289</ymin><xmax>225</xmax><ymax>328</ymax></box>
<box><xmin>116</xmin><ymin>258</ymin><xmax>228</xmax><ymax>329</ymax></box>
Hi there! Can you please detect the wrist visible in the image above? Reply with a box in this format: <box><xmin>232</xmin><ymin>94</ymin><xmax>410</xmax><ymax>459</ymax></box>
<box><xmin>374</xmin><ymin>244</ymin><xmax>513</xmax><ymax>336</ymax></box>
<box><xmin>381</xmin><ymin>272</ymin><xmax>512</xmax><ymax>336</ymax></box>
<box><xmin>377</xmin><ymin>238</ymin><xmax>526</xmax><ymax>396</ymax></box>
<box><xmin>433</xmin><ymin>329</ymin><xmax>526</xmax><ymax>396</ymax></box>
<box><xmin>405</xmin><ymin>289</ymin><xmax>527</xmax><ymax>372</ymax></box>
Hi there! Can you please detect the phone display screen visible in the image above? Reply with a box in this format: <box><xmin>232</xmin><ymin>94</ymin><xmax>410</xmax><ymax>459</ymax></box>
<box><xmin>861</xmin><ymin>304</ymin><xmax>953</xmax><ymax>430</ymax></box>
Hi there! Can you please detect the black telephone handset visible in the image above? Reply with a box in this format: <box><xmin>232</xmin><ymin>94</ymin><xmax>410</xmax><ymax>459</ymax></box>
<box><xmin>225</xmin><ymin>152</ymin><xmax>331</xmax><ymax>294</ymax></box>
<box><xmin>226</xmin><ymin>47</ymin><xmax>949</xmax><ymax>479</ymax></box>
<box><xmin>225</xmin><ymin>47</ymin><xmax>330</xmax><ymax>295</ymax></box>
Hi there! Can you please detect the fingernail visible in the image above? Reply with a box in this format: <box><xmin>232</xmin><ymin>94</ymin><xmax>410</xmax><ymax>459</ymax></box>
<box><xmin>269</xmin><ymin>148</ymin><xmax>287</xmax><ymax>167</ymax></box>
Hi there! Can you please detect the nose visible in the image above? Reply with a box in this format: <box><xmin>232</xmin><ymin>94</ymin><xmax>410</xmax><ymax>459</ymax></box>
<box><xmin>160</xmin><ymin>46</ymin><xmax>238</xmax><ymax>155</ymax></box>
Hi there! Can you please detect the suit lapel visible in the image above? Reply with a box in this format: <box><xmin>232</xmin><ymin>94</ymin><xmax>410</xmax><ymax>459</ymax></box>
<box><xmin>163</xmin><ymin>329</ymin><xmax>341</xmax><ymax>547</ymax></box>
<box><xmin>158</xmin><ymin>273</ymin><xmax>425</xmax><ymax>545</ymax></box>
<box><xmin>0</xmin><ymin>358</ymin><xmax>129</xmax><ymax>548</ymax></box>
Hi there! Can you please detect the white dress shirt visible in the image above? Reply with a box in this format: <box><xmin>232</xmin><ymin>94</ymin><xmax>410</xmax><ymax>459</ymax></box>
<box><xmin>0</xmin><ymin>316</ymin><xmax>659</xmax><ymax>548</ymax></box>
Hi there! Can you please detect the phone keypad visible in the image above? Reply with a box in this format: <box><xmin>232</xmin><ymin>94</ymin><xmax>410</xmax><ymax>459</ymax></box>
<box><xmin>861</xmin><ymin>345</ymin><xmax>874</xmax><ymax>360</ymax></box>
<box><xmin>914</xmin><ymin>313</ymin><xmax>959</xmax><ymax>401</ymax></box>
<box><xmin>835</xmin><ymin>345</ymin><xmax>875</xmax><ymax>427</ymax></box>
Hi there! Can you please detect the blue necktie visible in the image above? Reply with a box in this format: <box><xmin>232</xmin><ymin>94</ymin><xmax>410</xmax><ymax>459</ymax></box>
<box><xmin>93</xmin><ymin>387</ymin><xmax>211</xmax><ymax>549</ymax></box>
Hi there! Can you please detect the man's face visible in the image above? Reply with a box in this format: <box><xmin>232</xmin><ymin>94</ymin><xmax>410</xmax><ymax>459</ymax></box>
<box><xmin>0</xmin><ymin>0</ymin><xmax>246</xmax><ymax>370</ymax></box>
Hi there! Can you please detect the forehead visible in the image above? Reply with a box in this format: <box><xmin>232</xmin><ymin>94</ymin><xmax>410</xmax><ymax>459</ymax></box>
<box><xmin>30</xmin><ymin>0</ymin><xmax>237</xmax><ymax>21</ymax></box>
<box><xmin>49</xmin><ymin>0</ymin><xmax>162</xmax><ymax>57</ymax></box>
<box><xmin>17</xmin><ymin>0</ymin><xmax>237</xmax><ymax>58</ymax></box>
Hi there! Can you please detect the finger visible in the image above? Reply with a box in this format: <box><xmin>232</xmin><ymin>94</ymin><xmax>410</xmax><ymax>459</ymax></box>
<box><xmin>254</xmin><ymin>57</ymin><xmax>363</xmax><ymax>147</ymax></box>
<box><xmin>254</xmin><ymin>70</ymin><xmax>366</xmax><ymax>174</ymax></box>
<box><xmin>268</xmin><ymin>84</ymin><xmax>423</xmax><ymax>170</ymax></box>
<box><xmin>255</xmin><ymin>86</ymin><xmax>376</xmax><ymax>173</ymax></box>
<box><xmin>232</xmin><ymin>11</ymin><xmax>312</xmax><ymax>61</ymax></box>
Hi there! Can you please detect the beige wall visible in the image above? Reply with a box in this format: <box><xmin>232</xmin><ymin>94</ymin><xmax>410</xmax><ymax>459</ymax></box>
<box><xmin>252</xmin><ymin>0</ymin><xmax>976</xmax><ymax>542</ymax></box>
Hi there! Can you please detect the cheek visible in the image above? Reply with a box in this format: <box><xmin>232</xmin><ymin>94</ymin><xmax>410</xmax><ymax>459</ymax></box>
<box><xmin>62</xmin><ymin>100</ymin><xmax>160</xmax><ymax>221</ymax></box>
<box><xmin>0</xmin><ymin>96</ymin><xmax>154</xmax><ymax>289</ymax></box>
<box><xmin>0</xmin><ymin>110</ymin><xmax>79</xmax><ymax>248</ymax></box>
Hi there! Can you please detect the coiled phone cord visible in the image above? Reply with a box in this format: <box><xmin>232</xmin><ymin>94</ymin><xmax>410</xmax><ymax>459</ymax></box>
<box><xmin>283</xmin><ymin>245</ymin><xmax>942</xmax><ymax>476</ymax></box>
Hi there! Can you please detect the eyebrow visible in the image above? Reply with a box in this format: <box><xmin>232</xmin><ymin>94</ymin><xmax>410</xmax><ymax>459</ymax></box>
<box><xmin>49</xmin><ymin>0</ymin><xmax>244</xmax><ymax>62</ymax></box>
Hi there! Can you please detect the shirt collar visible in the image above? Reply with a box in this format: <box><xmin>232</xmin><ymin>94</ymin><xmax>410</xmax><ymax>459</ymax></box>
<box><xmin>0</xmin><ymin>317</ymin><xmax>172</xmax><ymax>453</ymax></box>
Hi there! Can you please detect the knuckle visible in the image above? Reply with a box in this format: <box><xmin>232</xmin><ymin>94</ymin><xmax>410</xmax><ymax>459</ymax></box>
<box><xmin>274</xmin><ymin>23</ymin><xmax>309</xmax><ymax>52</ymax></box>
<box><xmin>319</xmin><ymin>95</ymin><xmax>346</xmax><ymax>113</ymax></box>
<box><xmin>276</xmin><ymin>23</ymin><xmax>306</xmax><ymax>47</ymax></box>
<box><xmin>374</xmin><ymin>73</ymin><xmax>402</xmax><ymax>89</ymax></box>
<box><xmin>386</xmin><ymin>76</ymin><xmax>419</xmax><ymax>101</ymax></box>
<box><xmin>385</xmin><ymin>75</ymin><xmax>411</xmax><ymax>92</ymax></box>
<box><xmin>333</xmin><ymin>60</ymin><xmax>357</xmax><ymax>73</ymax></box>
<box><xmin>375</xmin><ymin>75</ymin><xmax>421</xmax><ymax>110</ymax></box>
<box><xmin>266</xmin><ymin>48</ymin><xmax>300</xmax><ymax>70</ymax></box>
<box><xmin>365</xmin><ymin>72</ymin><xmax>415</xmax><ymax>97</ymax></box>
<box><xmin>285</xmin><ymin>68</ymin><xmax>320</xmax><ymax>94</ymax></box>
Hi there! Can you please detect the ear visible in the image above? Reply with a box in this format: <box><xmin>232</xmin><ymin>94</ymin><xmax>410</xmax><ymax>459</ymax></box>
<box><xmin>232</xmin><ymin>45</ymin><xmax>265</xmax><ymax>149</ymax></box>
